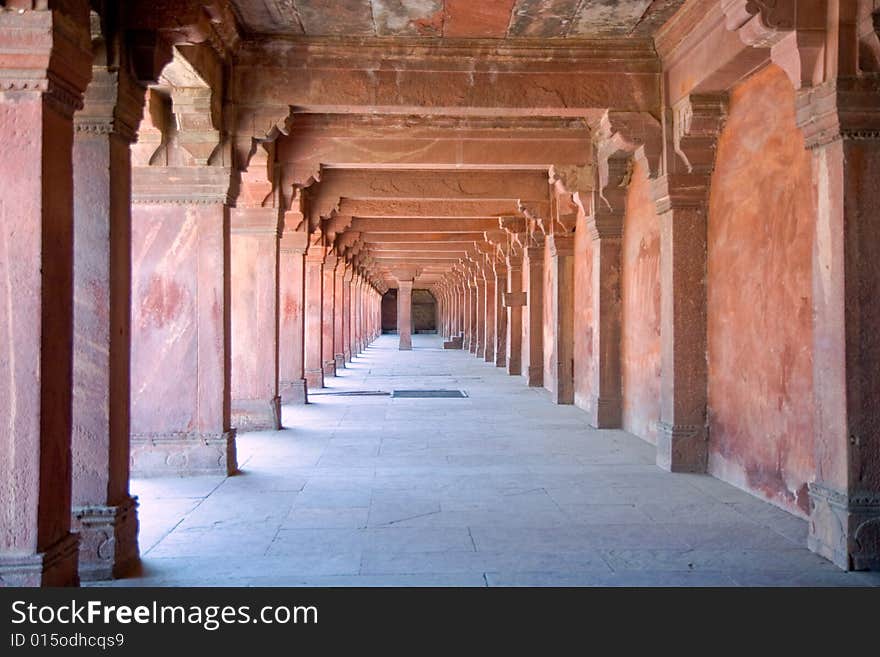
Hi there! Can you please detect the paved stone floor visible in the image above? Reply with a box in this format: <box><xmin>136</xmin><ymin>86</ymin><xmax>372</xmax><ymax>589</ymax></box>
<box><xmin>93</xmin><ymin>334</ymin><xmax>880</xmax><ymax>587</ymax></box>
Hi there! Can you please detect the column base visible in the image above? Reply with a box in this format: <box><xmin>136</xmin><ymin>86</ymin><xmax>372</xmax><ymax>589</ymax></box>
<box><xmin>656</xmin><ymin>422</ymin><xmax>707</xmax><ymax>473</ymax></box>
<box><xmin>399</xmin><ymin>335</ymin><xmax>412</xmax><ymax>350</ymax></box>
<box><xmin>232</xmin><ymin>396</ymin><xmax>281</xmax><ymax>432</ymax></box>
<box><xmin>525</xmin><ymin>365</ymin><xmax>543</xmax><ymax>387</ymax></box>
<box><xmin>0</xmin><ymin>533</ymin><xmax>80</xmax><ymax>587</ymax></box>
<box><xmin>305</xmin><ymin>368</ymin><xmax>324</xmax><ymax>390</ymax></box>
<box><xmin>280</xmin><ymin>378</ymin><xmax>308</xmax><ymax>404</ymax></box>
<box><xmin>808</xmin><ymin>483</ymin><xmax>880</xmax><ymax>571</ymax></box>
<box><xmin>443</xmin><ymin>336</ymin><xmax>463</xmax><ymax>349</ymax></box>
<box><xmin>334</xmin><ymin>354</ymin><xmax>345</xmax><ymax>369</ymax></box>
<box><xmin>588</xmin><ymin>395</ymin><xmax>621</xmax><ymax>428</ymax></box>
<box><xmin>323</xmin><ymin>360</ymin><xmax>336</xmax><ymax>377</ymax></box>
<box><xmin>344</xmin><ymin>350</ymin><xmax>352</xmax><ymax>363</ymax></box>
<box><xmin>72</xmin><ymin>496</ymin><xmax>139</xmax><ymax>581</ymax></box>
<box><xmin>131</xmin><ymin>430</ymin><xmax>238</xmax><ymax>477</ymax></box>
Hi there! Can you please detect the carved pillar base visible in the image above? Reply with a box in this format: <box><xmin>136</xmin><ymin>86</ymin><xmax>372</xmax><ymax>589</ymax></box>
<box><xmin>280</xmin><ymin>378</ymin><xmax>308</xmax><ymax>404</ymax></box>
<box><xmin>808</xmin><ymin>484</ymin><xmax>880</xmax><ymax>571</ymax></box>
<box><xmin>322</xmin><ymin>360</ymin><xmax>337</xmax><ymax>377</ymax></box>
<box><xmin>131</xmin><ymin>430</ymin><xmax>237</xmax><ymax>477</ymax></box>
<box><xmin>334</xmin><ymin>354</ymin><xmax>346</xmax><ymax>369</ymax></box>
<box><xmin>0</xmin><ymin>533</ymin><xmax>80</xmax><ymax>587</ymax></box>
<box><xmin>588</xmin><ymin>395</ymin><xmax>622</xmax><ymax>429</ymax></box>
<box><xmin>656</xmin><ymin>422</ymin><xmax>708</xmax><ymax>473</ymax></box>
<box><xmin>232</xmin><ymin>396</ymin><xmax>281</xmax><ymax>432</ymax></box>
<box><xmin>72</xmin><ymin>496</ymin><xmax>139</xmax><ymax>581</ymax></box>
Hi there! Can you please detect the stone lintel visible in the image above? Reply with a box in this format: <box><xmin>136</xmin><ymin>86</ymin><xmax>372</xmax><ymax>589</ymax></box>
<box><xmin>132</xmin><ymin>166</ymin><xmax>234</xmax><ymax>205</ymax></box>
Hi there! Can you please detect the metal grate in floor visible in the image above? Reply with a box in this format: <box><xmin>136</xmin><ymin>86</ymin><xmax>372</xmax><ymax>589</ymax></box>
<box><xmin>308</xmin><ymin>390</ymin><xmax>391</xmax><ymax>397</ymax></box>
<box><xmin>391</xmin><ymin>389</ymin><xmax>468</xmax><ymax>398</ymax></box>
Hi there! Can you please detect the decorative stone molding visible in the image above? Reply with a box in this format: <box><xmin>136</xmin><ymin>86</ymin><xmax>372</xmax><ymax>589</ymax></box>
<box><xmin>809</xmin><ymin>482</ymin><xmax>880</xmax><ymax>570</ymax></box>
<box><xmin>71</xmin><ymin>497</ymin><xmax>139</xmax><ymax>581</ymax></box>
<box><xmin>796</xmin><ymin>77</ymin><xmax>880</xmax><ymax>150</ymax></box>
<box><xmin>132</xmin><ymin>165</ymin><xmax>234</xmax><ymax>204</ymax></box>
<box><xmin>130</xmin><ymin>430</ymin><xmax>237</xmax><ymax>477</ymax></box>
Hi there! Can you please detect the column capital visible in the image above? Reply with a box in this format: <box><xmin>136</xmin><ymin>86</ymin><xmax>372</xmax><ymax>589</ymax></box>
<box><xmin>132</xmin><ymin>166</ymin><xmax>235</xmax><ymax>205</ymax></box>
<box><xmin>549</xmin><ymin>233</ymin><xmax>575</xmax><ymax>258</ymax></box>
<box><xmin>231</xmin><ymin>206</ymin><xmax>281</xmax><ymax>236</ymax></box>
<box><xmin>279</xmin><ymin>230</ymin><xmax>309</xmax><ymax>255</ymax></box>
<box><xmin>796</xmin><ymin>78</ymin><xmax>880</xmax><ymax>150</ymax></box>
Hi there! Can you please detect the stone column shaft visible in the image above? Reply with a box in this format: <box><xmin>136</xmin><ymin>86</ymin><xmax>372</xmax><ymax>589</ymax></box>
<box><xmin>523</xmin><ymin>244</ymin><xmax>544</xmax><ymax>387</ymax></box>
<box><xmin>333</xmin><ymin>265</ymin><xmax>346</xmax><ymax>369</ymax></box>
<box><xmin>279</xmin><ymin>232</ymin><xmax>308</xmax><ymax>403</ymax></box>
<box><xmin>321</xmin><ymin>257</ymin><xmax>337</xmax><ymax>378</ymax></box>
<box><xmin>494</xmin><ymin>268</ymin><xmax>508</xmax><ymax>367</ymax></box>
<box><xmin>230</xmin><ymin>208</ymin><xmax>281</xmax><ymax>431</ymax></box>
<box><xmin>304</xmin><ymin>251</ymin><xmax>325</xmax><ymax>389</ymax></box>
<box><xmin>397</xmin><ymin>280</ymin><xmax>414</xmax><ymax>350</ymax></box>
<box><xmin>506</xmin><ymin>254</ymin><xmax>524</xmax><ymax>376</ymax></box>
<box><xmin>550</xmin><ymin>233</ymin><xmax>576</xmax><ymax>404</ymax></box>
<box><xmin>484</xmin><ymin>271</ymin><xmax>496</xmax><ymax>363</ymax></box>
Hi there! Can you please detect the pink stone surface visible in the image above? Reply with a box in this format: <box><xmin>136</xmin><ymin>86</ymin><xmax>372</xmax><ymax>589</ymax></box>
<box><xmin>573</xmin><ymin>211</ymin><xmax>595</xmax><ymax>412</ymax></box>
<box><xmin>706</xmin><ymin>65</ymin><xmax>816</xmax><ymax>516</ymax></box>
<box><xmin>620</xmin><ymin>160</ymin><xmax>661</xmax><ymax>445</ymax></box>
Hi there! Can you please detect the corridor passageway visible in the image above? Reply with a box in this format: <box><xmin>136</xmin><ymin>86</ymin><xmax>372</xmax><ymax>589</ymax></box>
<box><xmin>90</xmin><ymin>336</ymin><xmax>879</xmax><ymax>587</ymax></box>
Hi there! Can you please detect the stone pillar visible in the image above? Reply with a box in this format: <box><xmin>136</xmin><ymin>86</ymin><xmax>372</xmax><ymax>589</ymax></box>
<box><xmin>279</xmin><ymin>228</ymin><xmax>308</xmax><ymax>403</ymax></box>
<box><xmin>304</xmin><ymin>246</ymin><xmax>325</xmax><ymax>390</ymax></box>
<box><xmin>332</xmin><ymin>262</ymin><xmax>345</xmax><ymax>369</ymax></box>
<box><xmin>342</xmin><ymin>263</ymin><xmax>354</xmax><ymax>363</ymax></box>
<box><xmin>350</xmin><ymin>274</ymin><xmax>360</xmax><ymax>357</ymax></box>
<box><xmin>797</xmin><ymin>79</ymin><xmax>880</xmax><ymax>571</ymax></box>
<box><xmin>483</xmin><ymin>263</ymin><xmax>496</xmax><ymax>363</ymax></box>
<box><xmin>462</xmin><ymin>276</ymin><xmax>472</xmax><ymax>349</ymax></box>
<box><xmin>230</xmin><ymin>208</ymin><xmax>281</xmax><ymax>431</ymax></box>
<box><xmin>322</xmin><ymin>255</ymin><xmax>337</xmax><ymax>378</ymax></box>
<box><xmin>0</xmin><ymin>4</ymin><xmax>91</xmax><ymax>587</ymax></box>
<box><xmin>70</xmin><ymin>61</ymin><xmax>143</xmax><ymax>581</ymax></box>
<box><xmin>549</xmin><ymin>233</ymin><xmax>576</xmax><ymax>404</ymax></box>
<box><xmin>523</xmin><ymin>238</ymin><xmax>544</xmax><ymax>387</ymax></box>
<box><xmin>130</xmin><ymin>168</ymin><xmax>237</xmax><ymax>477</ymax></box>
<box><xmin>353</xmin><ymin>275</ymin><xmax>363</xmax><ymax>354</ymax></box>
<box><xmin>474</xmin><ymin>266</ymin><xmax>486</xmax><ymax>358</ymax></box>
<box><xmin>586</xmin><ymin>207</ymin><xmax>623</xmax><ymax>427</ymax></box>
<box><xmin>397</xmin><ymin>279</ymin><xmax>414</xmax><ymax>350</ymax></box>
<box><xmin>505</xmin><ymin>250</ymin><xmax>524</xmax><ymax>376</ymax></box>
<box><xmin>494</xmin><ymin>262</ymin><xmax>508</xmax><ymax>368</ymax></box>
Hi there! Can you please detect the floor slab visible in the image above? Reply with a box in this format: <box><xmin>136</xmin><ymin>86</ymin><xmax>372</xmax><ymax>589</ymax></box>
<box><xmin>91</xmin><ymin>335</ymin><xmax>880</xmax><ymax>588</ymax></box>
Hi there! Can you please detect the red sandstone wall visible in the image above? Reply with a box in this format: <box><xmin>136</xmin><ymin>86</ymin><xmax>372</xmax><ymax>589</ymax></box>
<box><xmin>543</xmin><ymin>240</ymin><xmax>555</xmax><ymax>394</ymax></box>
<box><xmin>573</xmin><ymin>211</ymin><xmax>595</xmax><ymax>411</ymax></box>
<box><xmin>131</xmin><ymin>205</ymin><xmax>199</xmax><ymax>433</ymax></box>
<box><xmin>706</xmin><ymin>64</ymin><xmax>815</xmax><ymax>516</ymax></box>
<box><xmin>620</xmin><ymin>160</ymin><xmax>661</xmax><ymax>444</ymax></box>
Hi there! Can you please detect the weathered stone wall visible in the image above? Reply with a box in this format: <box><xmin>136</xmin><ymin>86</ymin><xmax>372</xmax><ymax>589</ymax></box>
<box><xmin>706</xmin><ymin>64</ymin><xmax>816</xmax><ymax>516</ymax></box>
<box><xmin>620</xmin><ymin>159</ymin><xmax>661</xmax><ymax>444</ymax></box>
<box><xmin>412</xmin><ymin>289</ymin><xmax>436</xmax><ymax>331</ymax></box>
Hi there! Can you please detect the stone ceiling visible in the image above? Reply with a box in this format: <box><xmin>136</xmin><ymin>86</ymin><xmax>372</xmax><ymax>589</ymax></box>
<box><xmin>231</xmin><ymin>0</ymin><xmax>686</xmax><ymax>38</ymax></box>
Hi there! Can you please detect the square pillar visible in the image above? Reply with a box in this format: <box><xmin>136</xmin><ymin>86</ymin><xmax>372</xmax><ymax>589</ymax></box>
<box><xmin>0</xmin><ymin>6</ymin><xmax>91</xmax><ymax>587</ymax></box>
<box><xmin>505</xmin><ymin>251</ymin><xmax>524</xmax><ymax>376</ymax></box>
<box><xmin>798</xmin><ymin>80</ymin><xmax>880</xmax><ymax>570</ymax></box>
<box><xmin>279</xmin><ymin>228</ymin><xmax>308</xmax><ymax>403</ymax></box>
<box><xmin>304</xmin><ymin>247</ymin><xmax>325</xmax><ymax>389</ymax></box>
<box><xmin>130</xmin><ymin>168</ymin><xmax>237</xmax><ymax>477</ymax></box>
<box><xmin>549</xmin><ymin>233</ymin><xmax>576</xmax><ymax>404</ymax></box>
<box><xmin>230</xmin><ymin>208</ymin><xmax>281</xmax><ymax>431</ymax></box>
<box><xmin>586</xmin><ymin>217</ymin><xmax>623</xmax><ymax>427</ymax></box>
<box><xmin>523</xmin><ymin>241</ymin><xmax>544</xmax><ymax>387</ymax></box>
<box><xmin>342</xmin><ymin>266</ymin><xmax>353</xmax><ymax>362</ymax></box>
<box><xmin>322</xmin><ymin>256</ymin><xmax>337</xmax><ymax>378</ymax></box>
<box><xmin>474</xmin><ymin>269</ymin><xmax>486</xmax><ymax>358</ymax></box>
<box><xmin>71</xmin><ymin>66</ymin><xmax>143</xmax><ymax>581</ymax></box>
<box><xmin>484</xmin><ymin>268</ymin><xmax>496</xmax><ymax>363</ymax></box>
<box><xmin>333</xmin><ymin>263</ymin><xmax>346</xmax><ymax>369</ymax></box>
<box><xmin>494</xmin><ymin>265</ymin><xmax>508</xmax><ymax>367</ymax></box>
<box><xmin>397</xmin><ymin>280</ymin><xmax>414</xmax><ymax>350</ymax></box>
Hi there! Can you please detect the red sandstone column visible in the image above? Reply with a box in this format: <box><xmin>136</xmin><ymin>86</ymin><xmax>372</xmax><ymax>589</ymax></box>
<box><xmin>322</xmin><ymin>255</ymin><xmax>337</xmax><ymax>378</ymax></box>
<box><xmin>494</xmin><ymin>261</ymin><xmax>508</xmax><ymax>368</ymax></box>
<box><xmin>586</xmin><ymin>215</ymin><xmax>623</xmax><ymax>426</ymax></box>
<box><xmin>483</xmin><ymin>262</ymin><xmax>496</xmax><ymax>363</ymax></box>
<box><xmin>797</xmin><ymin>80</ymin><xmax>880</xmax><ymax>570</ymax></box>
<box><xmin>397</xmin><ymin>279</ymin><xmax>414</xmax><ymax>350</ymax></box>
<box><xmin>0</xmin><ymin>4</ymin><xmax>90</xmax><ymax>587</ymax></box>
<box><xmin>230</xmin><ymin>208</ymin><xmax>281</xmax><ymax>431</ymax></box>
<box><xmin>70</xmin><ymin>64</ymin><xmax>143</xmax><ymax>580</ymax></box>
<box><xmin>343</xmin><ymin>265</ymin><xmax>353</xmax><ymax>362</ymax></box>
<box><xmin>467</xmin><ymin>275</ymin><xmax>477</xmax><ymax>352</ymax></box>
<box><xmin>523</xmin><ymin>237</ymin><xmax>545</xmax><ymax>387</ymax></box>
<box><xmin>475</xmin><ymin>265</ymin><xmax>488</xmax><ymax>358</ymax></box>
<box><xmin>304</xmin><ymin>245</ymin><xmax>325</xmax><ymax>389</ymax></box>
<box><xmin>333</xmin><ymin>262</ymin><xmax>346</xmax><ymax>370</ymax></box>
<box><xmin>505</xmin><ymin>248</ymin><xmax>524</xmax><ymax>376</ymax></box>
<box><xmin>130</xmin><ymin>168</ymin><xmax>237</xmax><ymax>477</ymax></box>
<box><xmin>549</xmin><ymin>233</ymin><xmax>576</xmax><ymax>404</ymax></box>
<box><xmin>279</xmin><ymin>229</ymin><xmax>308</xmax><ymax>403</ymax></box>
<box><xmin>354</xmin><ymin>274</ymin><xmax>363</xmax><ymax>354</ymax></box>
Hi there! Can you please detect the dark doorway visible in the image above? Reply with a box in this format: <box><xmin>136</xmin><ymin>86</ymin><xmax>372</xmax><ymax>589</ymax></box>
<box><xmin>412</xmin><ymin>289</ymin><xmax>436</xmax><ymax>333</ymax></box>
<box><xmin>382</xmin><ymin>289</ymin><xmax>398</xmax><ymax>333</ymax></box>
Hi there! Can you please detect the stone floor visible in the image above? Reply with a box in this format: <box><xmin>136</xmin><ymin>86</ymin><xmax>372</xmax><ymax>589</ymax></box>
<box><xmin>92</xmin><ymin>334</ymin><xmax>880</xmax><ymax>587</ymax></box>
